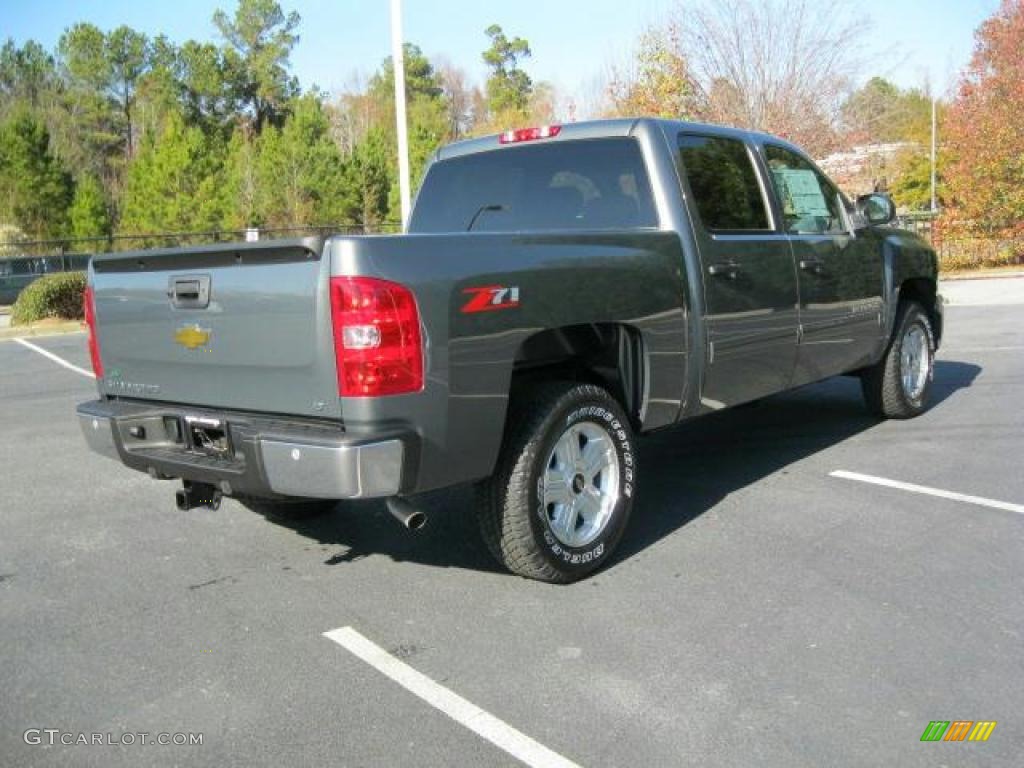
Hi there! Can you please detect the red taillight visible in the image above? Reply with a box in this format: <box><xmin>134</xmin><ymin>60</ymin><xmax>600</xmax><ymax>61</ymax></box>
<box><xmin>329</xmin><ymin>276</ymin><xmax>423</xmax><ymax>397</ymax></box>
<box><xmin>83</xmin><ymin>284</ymin><xmax>103</xmax><ymax>378</ymax></box>
<box><xmin>498</xmin><ymin>125</ymin><xmax>562</xmax><ymax>144</ymax></box>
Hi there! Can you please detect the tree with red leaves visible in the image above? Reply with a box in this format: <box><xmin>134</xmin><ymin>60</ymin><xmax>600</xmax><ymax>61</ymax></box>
<box><xmin>943</xmin><ymin>0</ymin><xmax>1024</xmax><ymax>235</ymax></box>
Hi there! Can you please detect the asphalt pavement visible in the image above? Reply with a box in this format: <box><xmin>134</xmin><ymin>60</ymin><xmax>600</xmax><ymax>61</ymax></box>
<box><xmin>1</xmin><ymin>296</ymin><xmax>1021</xmax><ymax>766</ymax></box>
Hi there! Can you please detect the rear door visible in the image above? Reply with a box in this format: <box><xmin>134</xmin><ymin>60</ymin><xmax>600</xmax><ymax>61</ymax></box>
<box><xmin>762</xmin><ymin>144</ymin><xmax>885</xmax><ymax>384</ymax></box>
<box><xmin>90</xmin><ymin>238</ymin><xmax>341</xmax><ymax>419</ymax></box>
<box><xmin>676</xmin><ymin>132</ymin><xmax>799</xmax><ymax>410</ymax></box>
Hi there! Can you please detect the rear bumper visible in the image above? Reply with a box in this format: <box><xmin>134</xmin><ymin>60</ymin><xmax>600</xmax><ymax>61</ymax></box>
<box><xmin>76</xmin><ymin>399</ymin><xmax>408</xmax><ymax>500</ymax></box>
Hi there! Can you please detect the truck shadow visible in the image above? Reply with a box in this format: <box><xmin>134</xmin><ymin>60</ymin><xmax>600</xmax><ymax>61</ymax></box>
<box><xmin>617</xmin><ymin>359</ymin><xmax>979</xmax><ymax>564</ymax></box>
<box><xmin>257</xmin><ymin>360</ymin><xmax>980</xmax><ymax>576</ymax></box>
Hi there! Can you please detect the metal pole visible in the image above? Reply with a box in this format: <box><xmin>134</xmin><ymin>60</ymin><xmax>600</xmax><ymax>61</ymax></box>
<box><xmin>930</xmin><ymin>97</ymin><xmax>937</xmax><ymax>213</ymax></box>
<box><xmin>390</xmin><ymin>0</ymin><xmax>412</xmax><ymax>230</ymax></box>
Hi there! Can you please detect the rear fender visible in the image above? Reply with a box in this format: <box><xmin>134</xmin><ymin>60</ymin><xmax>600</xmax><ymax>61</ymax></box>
<box><xmin>329</xmin><ymin>232</ymin><xmax>689</xmax><ymax>493</ymax></box>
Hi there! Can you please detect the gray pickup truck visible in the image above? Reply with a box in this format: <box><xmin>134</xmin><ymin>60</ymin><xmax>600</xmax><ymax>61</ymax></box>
<box><xmin>77</xmin><ymin>118</ymin><xmax>942</xmax><ymax>582</ymax></box>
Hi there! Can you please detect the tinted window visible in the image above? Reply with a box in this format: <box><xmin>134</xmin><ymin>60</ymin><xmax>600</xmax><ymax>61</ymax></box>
<box><xmin>409</xmin><ymin>138</ymin><xmax>658</xmax><ymax>233</ymax></box>
<box><xmin>764</xmin><ymin>145</ymin><xmax>846</xmax><ymax>235</ymax></box>
<box><xmin>678</xmin><ymin>134</ymin><xmax>771</xmax><ymax>232</ymax></box>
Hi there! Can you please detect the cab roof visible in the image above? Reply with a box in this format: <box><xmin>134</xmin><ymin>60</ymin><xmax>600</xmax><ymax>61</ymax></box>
<box><xmin>434</xmin><ymin>118</ymin><xmax>803</xmax><ymax>162</ymax></box>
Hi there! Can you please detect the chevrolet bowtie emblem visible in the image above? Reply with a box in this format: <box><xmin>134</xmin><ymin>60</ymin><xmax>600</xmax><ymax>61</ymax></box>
<box><xmin>174</xmin><ymin>325</ymin><xmax>211</xmax><ymax>350</ymax></box>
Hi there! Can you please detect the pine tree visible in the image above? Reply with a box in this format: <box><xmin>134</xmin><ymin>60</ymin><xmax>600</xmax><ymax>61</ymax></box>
<box><xmin>0</xmin><ymin>110</ymin><xmax>72</xmax><ymax>239</ymax></box>
<box><xmin>119</xmin><ymin>111</ymin><xmax>225</xmax><ymax>235</ymax></box>
<box><xmin>365</xmin><ymin>44</ymin><xmax>449</xmax><ymax>217</ymax></box>
<box><xmin>347</xmin><ymin>127</ymin><xmax>391</xmax><ymax>229</ymax></box>
<box><xmin>254</xmin><ymin>94</ymin><xmax>348</xmax><ymax>227</ymax></box>
<box><xmin>69</xmin><ymin>173</ymin><xmax>111</xmax><ymax>238</ymax></box>
<box><xmin>221</xmin><ymin>126</ymin><xmax>260</xmax><ymax>229</ymax></box>
<box><xmin>482</xmin><ymin>25</ymin><xmax>532</xmax><ymax>117</ymax></box>
<box><xmin>213</xmin><ymin>0</ymin><xmax>301</xmax><ymax>129</ymax></box>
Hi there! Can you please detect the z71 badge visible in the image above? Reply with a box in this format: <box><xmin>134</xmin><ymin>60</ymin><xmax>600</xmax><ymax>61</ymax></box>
<box><xmin>461</xmin><ymin>285</ymin><xmax>520</xmax><ymax>314</ymax></box>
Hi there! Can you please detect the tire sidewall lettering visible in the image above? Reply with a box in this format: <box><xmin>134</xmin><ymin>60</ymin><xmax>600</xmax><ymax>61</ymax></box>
<box><xmin>535</xmin><ymin>401</ymin><xmax>634</xmax><ymax>569</ymax></box>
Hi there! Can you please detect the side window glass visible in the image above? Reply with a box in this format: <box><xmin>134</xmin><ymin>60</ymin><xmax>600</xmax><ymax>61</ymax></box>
<box><xmin>764</xmin><ymin>145</ymin><xmax>845</xmax><ymax>235</ymax></box>
<box><xmin>677</xmin><ymin>134</ymin><xmax>771</xmax><ymax>232</ymax></box>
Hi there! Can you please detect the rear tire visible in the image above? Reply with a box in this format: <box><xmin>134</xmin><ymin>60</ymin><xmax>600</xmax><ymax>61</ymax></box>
<box><xmin>861</xmin><ymin>300</ymin><xmax>935</xmax><ymax>418</ymax></box>
<box><xmin>478</xmin><ymin>382</ymin><xmax>636</xmax><ymax>583</ymax></box>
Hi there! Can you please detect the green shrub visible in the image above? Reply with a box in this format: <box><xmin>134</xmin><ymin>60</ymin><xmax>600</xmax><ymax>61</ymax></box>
<box><xmin>11</xmin><ymin>271</ymin><xmax>87</xmax><ymax>325</ymax></box>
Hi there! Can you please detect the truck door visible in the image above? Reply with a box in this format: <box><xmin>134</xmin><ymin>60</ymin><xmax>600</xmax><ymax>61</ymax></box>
<box><xmin>676</xmin><ymin>133</ymin><xmax>799</xmax><ymax>410</ymax></box>
<box><xmin>761</xmin><ymin>144</ymin><xmax>885</xmax><ymax>384</ymax></box>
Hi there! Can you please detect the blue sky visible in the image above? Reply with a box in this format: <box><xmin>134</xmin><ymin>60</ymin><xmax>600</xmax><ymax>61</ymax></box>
<box><xmin>2</xmin><ymin>0</ymin><xmax>1001</xmax><ymax>112</ymax></box>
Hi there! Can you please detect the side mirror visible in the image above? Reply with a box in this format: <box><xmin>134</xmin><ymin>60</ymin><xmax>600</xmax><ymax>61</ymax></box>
<box><xmin>856</xmin><ymin>193</ymin><xmax>896</xmax><ymax>226</ymax></box>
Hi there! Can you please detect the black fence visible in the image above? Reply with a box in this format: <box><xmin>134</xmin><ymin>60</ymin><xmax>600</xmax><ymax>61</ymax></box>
<box><xmin>0</xmin><ymin>253</ymin><xmax>92</xmax><ymax>305</ymax></box>
<box><xmin>0</xmin><ymin>224</ymin><xmax>392</xmax><ymax>305</ymax></box>
<box><xmin>893</xmin><ymin>212</ymin><xmax>937</xmax><ymax>238</ymax></box>
<box><xmin>894</xmin><ymin>213</ymin><xmax>1024</xmax><ymax>271</ymax></box>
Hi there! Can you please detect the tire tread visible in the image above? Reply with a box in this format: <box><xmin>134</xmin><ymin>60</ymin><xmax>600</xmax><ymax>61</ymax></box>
<box><xmin>862</xmin><ymin>300</ymin><xmax>932</xmax><ymax>419</ymax></box>
<box><xmin>478</xmin><ymin>382</ymin><xmax>625</xmax><ymax>583</ymax></box>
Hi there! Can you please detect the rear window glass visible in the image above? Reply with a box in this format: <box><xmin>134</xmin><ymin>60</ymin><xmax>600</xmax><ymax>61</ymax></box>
<box><xmin>409</xmin><ymin>138</ymin><xmax>658</xmax><ymax>233</ymax></box>
<box><xmin>678</xmin><ymin>134</ymin><xmax>771</xmax><ymax>232</ymax></box>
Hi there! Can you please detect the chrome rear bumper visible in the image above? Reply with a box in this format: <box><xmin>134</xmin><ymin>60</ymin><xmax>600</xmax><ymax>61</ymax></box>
<box><xmin>76</xmin><ymin>400</ymin><xmax>407</xmax><ymax>500</ymax></box>
<box><xmin>259</xmin><ymin>438</ymin><xmax>402</xmax><ymax>498</ymax></box>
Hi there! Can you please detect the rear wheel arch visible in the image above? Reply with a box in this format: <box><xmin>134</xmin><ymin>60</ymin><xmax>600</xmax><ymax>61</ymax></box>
<box><xmin>509</xmin><ymin>323</ymin><xmax>646</xmax><ymax>430</ymax></box>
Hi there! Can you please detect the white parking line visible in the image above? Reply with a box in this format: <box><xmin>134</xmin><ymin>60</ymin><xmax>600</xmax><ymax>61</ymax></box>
<box><xmin>324</xmin><ymin>626</ymin><xmax>581</xmax><ymax>768</ymax></box>
<box><xmin>830</xmin><ymin>470</ymin><xmax>1024</xmax><ymax>515</ymax></box>
<box><xmin>942</xmin><ymin>345</ymin><xmax>1024</xmax><ymax>352</ymax></box>
<box><xmin>13</xmin><ymin>337</ymin><xmax>95</xmax><ymax>379</ymax></box>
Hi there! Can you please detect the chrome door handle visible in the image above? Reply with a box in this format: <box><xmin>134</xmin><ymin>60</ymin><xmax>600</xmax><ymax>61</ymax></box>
<box><xmin>708</xmin><ymin>261</ymin><xmax>740</xmax><ymax>279</ymax></box>
<box><xmin>799</xmin><ymin>259</ymin><xmax>825</xmax><ymax>275</ymax></box>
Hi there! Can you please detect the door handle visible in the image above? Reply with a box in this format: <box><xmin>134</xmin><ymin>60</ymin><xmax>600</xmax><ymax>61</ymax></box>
<box><xmin>173</xmin><ymin>280</ymin><xmax>201</xmax><ymax>300</ymax></box>
<box><xmin>708</xmin><ymin>261</ymin><xmax>741</xmax><ymax>279</ymax></box>
<box><xmin>799</xmin><ymin>259</ymin><xmax>825</xmax><ymax>275</ymax></box>
<box><xmin>167</xmin><ymin>274</ymin><xmax>211</xmax><ymax>308</ymax></box>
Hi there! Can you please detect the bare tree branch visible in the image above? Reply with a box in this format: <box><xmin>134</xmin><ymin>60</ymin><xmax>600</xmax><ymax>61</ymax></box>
<box><xmin>675</xmin><ymin>0</ymin><xmax>871</xmax><ymax>154</ymax></box>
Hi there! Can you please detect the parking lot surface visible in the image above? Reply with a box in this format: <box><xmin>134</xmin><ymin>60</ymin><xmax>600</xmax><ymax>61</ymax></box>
<box><xmin>1</xmin><ymin>298</ymin><xmax>1021</xmax><ymax>766</ymax></box>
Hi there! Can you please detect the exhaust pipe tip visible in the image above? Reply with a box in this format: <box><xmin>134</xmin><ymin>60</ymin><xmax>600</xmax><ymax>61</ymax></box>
<box><xmin>386</xmin><ymin>497</ymin><xmax>427</xmax><ymax>531</ymax></box>
<box><xmin>175</xmin><ymin>489</ymin><xmax>188</xmax><ymax>511</ymax></box>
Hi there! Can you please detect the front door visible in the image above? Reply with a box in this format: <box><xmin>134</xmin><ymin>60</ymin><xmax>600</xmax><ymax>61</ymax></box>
<box><xmin>677</xmin><ymin>133</ymin><xmax>799</xmax><ymax>411</ymax></box>
<box><xmin>762</xmin><ymin>144</ymin><xmax>885</xmax><ymax>385</ymax></box>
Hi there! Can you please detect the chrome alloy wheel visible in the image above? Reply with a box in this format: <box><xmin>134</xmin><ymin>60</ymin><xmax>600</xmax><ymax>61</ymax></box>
<box><xmin>541</xmin><ymin>421</ymin><xmax>620</xmax><ymax>548</ymax></box>
<box><xmin>900</xmin><ymin>324</ymin><xmax>931</xmax><ymax>400</ymax></box>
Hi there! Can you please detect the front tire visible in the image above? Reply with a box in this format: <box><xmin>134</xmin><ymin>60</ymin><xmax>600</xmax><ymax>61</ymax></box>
<box><xmin>479</xmin><ymin>382</ymin><xmax>636</xmax><ymax>583</ymax></box>
<box><xmin>861</xmin><ymin>300</ymin><xmax>935</xmax><ymax>418</ymax></box>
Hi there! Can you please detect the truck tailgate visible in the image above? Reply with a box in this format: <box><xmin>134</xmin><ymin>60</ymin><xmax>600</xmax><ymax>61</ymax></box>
<box><xmin>90</xmin><ymin>238</ymin><xmax>340</xmax><ymax>420</ymax></box>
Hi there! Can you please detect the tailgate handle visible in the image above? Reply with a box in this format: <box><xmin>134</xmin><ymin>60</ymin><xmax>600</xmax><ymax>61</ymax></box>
<box><xmin>168</xmin><ymin>275</ymin><xmax>211</xmax><ymax>308</ymax></box>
